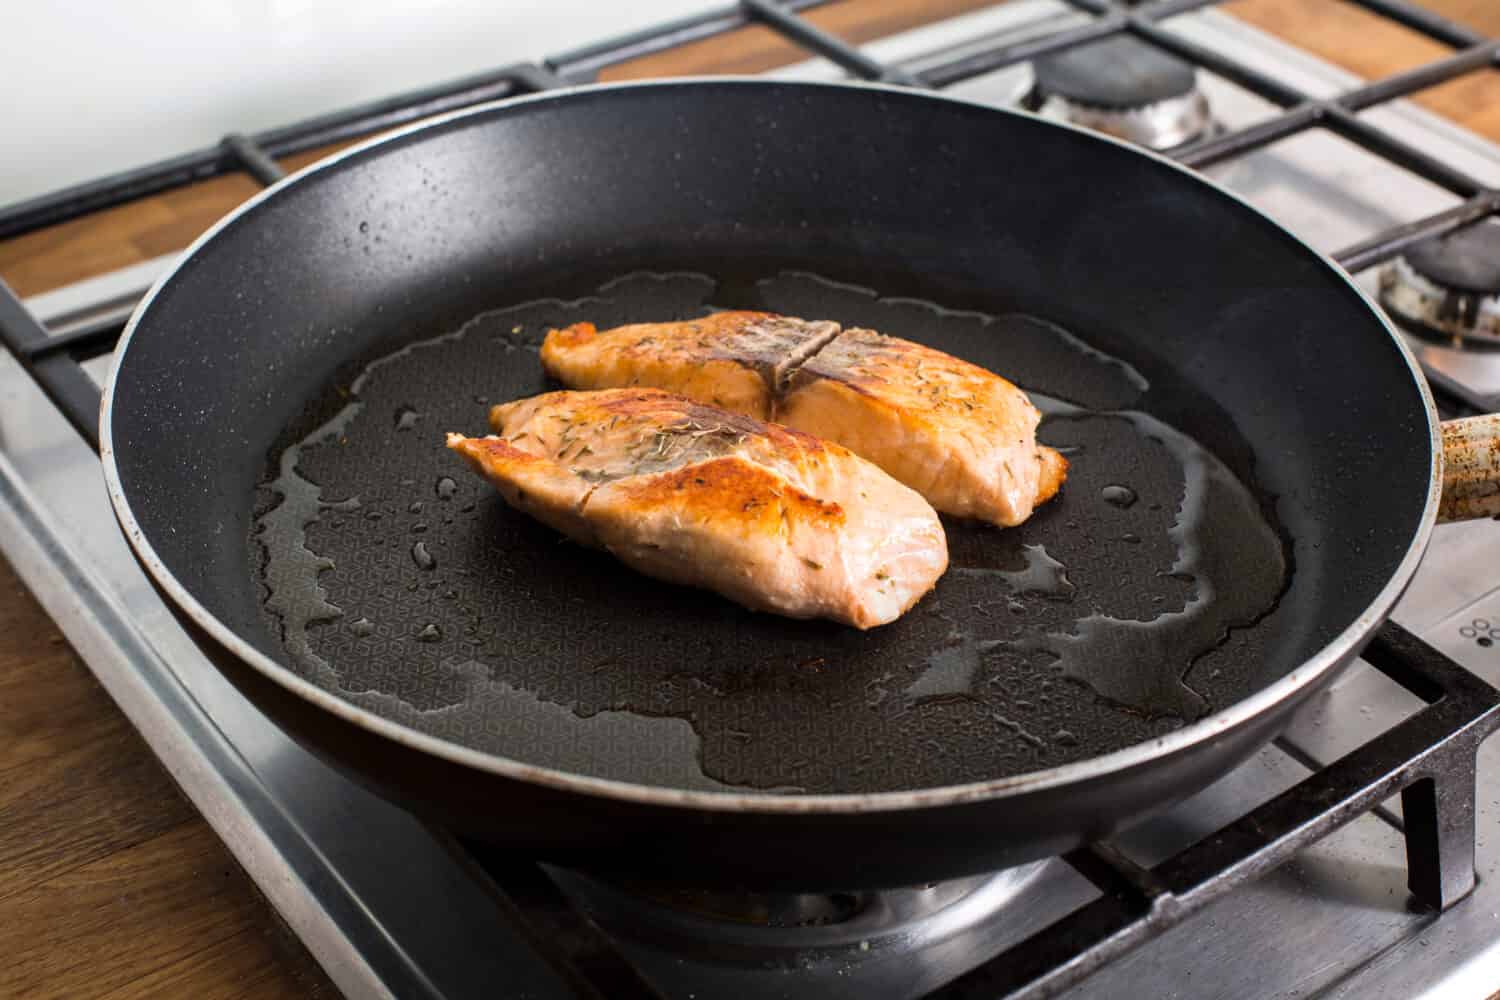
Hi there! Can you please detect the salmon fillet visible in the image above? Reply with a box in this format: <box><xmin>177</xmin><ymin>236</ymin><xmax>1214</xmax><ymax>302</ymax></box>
<box><xmin>539</xmin><ymin>312</ymin><xmax>838</xmax><ymax>420</ymax></box>
<box><xmin>446</xmin><ymin>388</ymin><xmax>947</xmax><ymax>629</ymax></box>
<box><xmin>541</xmin><ymin>313</ymin><xmax>1066</xmax><ymax>527</ymax></box>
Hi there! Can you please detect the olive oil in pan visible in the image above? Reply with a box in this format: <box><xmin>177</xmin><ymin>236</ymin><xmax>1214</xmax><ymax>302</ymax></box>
<box><xmin>949</xmin><ymin>544</ymin><xmax>1074</xmax><ymax>599</ymax></box>
<box><xmin>1016</xmin><ymin>396</ymin><xmax>1285</xmax><ymax>721</ymax></box>
<box><xmin>255</xmin><ymin>270</ymin><xmax>1289</xmax><ymax>794</ymax></box>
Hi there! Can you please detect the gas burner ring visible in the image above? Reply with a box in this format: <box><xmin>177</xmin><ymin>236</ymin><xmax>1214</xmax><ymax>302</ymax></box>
<box><xmin>1380</xmin><ymin>254</ymin><xmax>1500</xmax><ymax>349</ymax></box>
<box><xmin>1030</xmin><ymin>89</ymin><xmax>1215</xmax><ymax>151</ymax></box>
<box><xmin>1025</xmin><ymin>36</ymin><xmax>1216</xmax><ymax>151</ymax></box>
<box><xmin>550</xmin><ymin>862</ymin><xmax>1051</xmax><ymax>966</ymax></box>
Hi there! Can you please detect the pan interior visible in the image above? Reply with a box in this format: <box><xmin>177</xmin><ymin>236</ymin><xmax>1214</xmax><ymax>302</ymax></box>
<box><xmin>254</xmin><ymin>269</ymin><xmax>1290</xmax><ymax>794</ymax></box>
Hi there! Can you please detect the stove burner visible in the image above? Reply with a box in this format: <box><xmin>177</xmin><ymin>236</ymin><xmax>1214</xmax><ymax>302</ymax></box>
<box><xmin>1379</xmin><ymin>220</ymin><xmax>1500</xmax><ymax>348</ymax></box>
<box><xmin>551</xmin><ymin>863</ymin><xmax>1050</xmax><ymax>966</ymax></box>
<box><xmin>1025</xmin><ymin>37</ymin><xmax>1214</xmax><ymax>150</ymax></box>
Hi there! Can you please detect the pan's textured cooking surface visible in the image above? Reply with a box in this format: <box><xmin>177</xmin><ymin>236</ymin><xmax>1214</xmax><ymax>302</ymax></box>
<box><xmin>255</xmin><ymin>272</ymin><xmax>1287</xmax><ymax>793</ymax></box>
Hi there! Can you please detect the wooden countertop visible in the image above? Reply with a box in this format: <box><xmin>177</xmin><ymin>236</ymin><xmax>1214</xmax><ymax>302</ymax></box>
<box><xmin>2</xmin><ymin>2</ymin><xmax>1498</xmax><ymax>996</ymax></box>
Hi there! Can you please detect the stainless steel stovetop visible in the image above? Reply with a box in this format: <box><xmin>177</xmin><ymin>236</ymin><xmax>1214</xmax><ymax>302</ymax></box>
<box><xmin>5</xmin><ymin>4</ymin><xmax>1500</xmax><ymax>998</ymax></box>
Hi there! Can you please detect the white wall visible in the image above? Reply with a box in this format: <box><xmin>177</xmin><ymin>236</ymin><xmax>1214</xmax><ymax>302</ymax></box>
<box><xmin>0</xmin><ymin>0</ymin><xmax>710</xmax><ymax>206</ymax></box>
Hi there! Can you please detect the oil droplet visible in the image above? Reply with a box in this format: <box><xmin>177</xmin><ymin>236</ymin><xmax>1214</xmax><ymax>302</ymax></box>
<box><xmin>435</xmin><ymin>476</ymin><xmax>458</xmax><ymax>500</ymax></box>
<box><xmin>358</xmin><ymin>221</ymin><xmax>369</xmax><ymax>233</ymax></box>
<box><xmin>1101</xmin><ymin>484</ymin><xmax>1138</xmax><ymax>508</ymax></box>
<box><xmin>1054</xmin><ymin>729</ymin><xmax>1079</xmax><ymax>747</ymax></box>
<box><xmin>416</xmin><ymin>623</ymin><xmax>442</xmax><ymax>643</ymax></box>
<box><xmin>411</xmin><ymin>541</ymin><xmax>437</xmax><ymax>571</ymax></box>
<box><xmin>394</xmin><ymin>405</ymin><xmax>420</xmax><ymax>431</ymax></box>
<box><xmin>349</xmin><ymin>617</ymin><xmax>375</xmax><ymax>637</ymax></box>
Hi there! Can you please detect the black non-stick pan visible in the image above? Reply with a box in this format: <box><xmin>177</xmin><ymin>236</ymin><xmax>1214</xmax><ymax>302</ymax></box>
<box><xmin>101</xmin><ymin>80</ymin><xmax>1500</xmax><ymax>889</ymax></box>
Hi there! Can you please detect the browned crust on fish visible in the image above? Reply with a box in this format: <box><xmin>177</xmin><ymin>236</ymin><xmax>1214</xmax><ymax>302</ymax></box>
<box><xmin>607</xmin><ymin>454</ymin><xmax>846</xmax><ymax>527</ymax></box>
<box><xmin>1036</xmin><ymin>445</ymin><xmax>1069</xmax><ymax>505</ymax></box>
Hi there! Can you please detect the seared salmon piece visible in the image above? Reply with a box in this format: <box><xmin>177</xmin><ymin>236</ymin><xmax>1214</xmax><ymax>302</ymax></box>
<box><xmin>781</xmin><ymin>328</ymin><xmax>1067</xmax><ymax>527</ymax></box>
<box><xmin>446</xmin><ymin>388</ymin><xmax>947</xmax><ymax>629</ymax></box>
<box><xmin>541</xmin><ymin>315</ymin><xmax>1066</xmax><ymax>527</ymax></box>
<box><xmin>539</xmin><ymin>312</ymin><xmax>838</xmax><ymax>420</ymax></box>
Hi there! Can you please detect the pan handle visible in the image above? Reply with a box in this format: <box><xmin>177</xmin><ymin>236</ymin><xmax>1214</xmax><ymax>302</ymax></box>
<box><xmin>1439</xmin><ymin>414</ymin><xmax>1500</xmax><ymax>522</ymax></box>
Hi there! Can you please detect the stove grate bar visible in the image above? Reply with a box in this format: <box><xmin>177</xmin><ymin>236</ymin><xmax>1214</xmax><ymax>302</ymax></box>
<box><xmin>543</xmin><ymin>0</ymin><xmax>830</xmax><ymax>82</ymax></box>
<box><xmin>220</xmin><ymin>134</ymin><xmax>288</xmax><ymax>188</ymax></box>
<box><xmin>926</xmin><ymin>621</ymin><xmax>1500</xmax><ymax>1000</ymax></box>
<box><xmin>1350</xmin><ymin>0</ymin><xmax>1489</xmax><ymax>48</ymax></box>
<box><xmin>1169</xmin><ymin>38</ymin><xmax>1500</xmax><ymax>170</ymax></box>
<box><xmin>1332</xmin><ymin>190</ymin><xmax>1500</xmax><ymax>273</ymax></box>
<box><xmin>0</xmin><ymin>279</ymin><xmax>102</xmax><ymax>449</ymax></box>
<box><xmin>743</xmin><ymin>0</ymin><xmax>925</xmax><ymax>86</ymax></box>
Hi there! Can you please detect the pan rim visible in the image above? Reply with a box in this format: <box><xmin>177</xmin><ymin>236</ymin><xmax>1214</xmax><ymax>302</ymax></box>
<box><xmin>100</xmin><ymin>76</ymin><xmax>1442</xmax><ymax>815</ymax></box>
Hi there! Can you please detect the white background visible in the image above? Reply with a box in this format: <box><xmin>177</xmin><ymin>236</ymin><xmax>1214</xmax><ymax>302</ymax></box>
<box><xmin>0</xmin><ymin>0</ymin><xmax>707</xmax><ymax>206</ymax></box>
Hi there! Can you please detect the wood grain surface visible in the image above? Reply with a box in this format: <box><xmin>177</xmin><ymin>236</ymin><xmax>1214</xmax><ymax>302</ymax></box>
<box><xmin>1</xmin><ymin>2</ymin><xmax>1497</xmax><ymax>997</ymax></box>
<box><xmin>0</xmin><ymin>560</ymin><xmax>334</xmax><ymax>999</ymax></box>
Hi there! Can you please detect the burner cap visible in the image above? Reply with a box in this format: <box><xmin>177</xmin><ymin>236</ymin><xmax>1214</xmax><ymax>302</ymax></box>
<box><xmin>1380</xmin><ymin>221</ymin><xmax>1500</xmax><ymax>348</ymax></box>
<box><xmin>1032</xmin><ymin>36</ymin><xmax>1196</xmax><ymax>110</ymax></box>
<box><xmin>1404</xmin><ymin>219</ymin><xmax>1500</xmax><ymax>295</ymax></box>
<box><xmin>1027</xmin><ymin>37</ymin><xmax>1213</xmax><ymax>150</ymax></box>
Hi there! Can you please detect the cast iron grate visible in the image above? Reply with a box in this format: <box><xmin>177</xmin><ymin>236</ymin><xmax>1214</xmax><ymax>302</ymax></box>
<box><xmin>1</xmin><ymin>1</ymin><xmax>1498</xmax><ymax>996</ymax></box>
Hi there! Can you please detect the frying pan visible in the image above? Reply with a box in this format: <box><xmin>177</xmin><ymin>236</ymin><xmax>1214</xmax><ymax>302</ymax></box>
<box><xmin>101</xmin><ymin>80</ymin><xmax>1500</xmax><ymax>890</ymax></box>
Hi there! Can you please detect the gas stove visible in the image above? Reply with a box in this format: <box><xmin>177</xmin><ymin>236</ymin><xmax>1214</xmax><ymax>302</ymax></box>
<box><xmin>4</xmin><ymin>2</ymin><xmax>1500</xmax><ymax>998</ymax></box>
